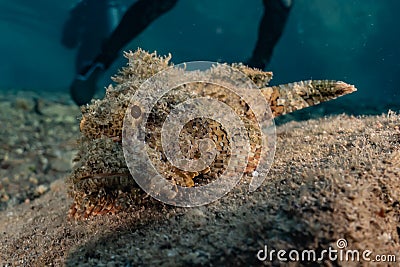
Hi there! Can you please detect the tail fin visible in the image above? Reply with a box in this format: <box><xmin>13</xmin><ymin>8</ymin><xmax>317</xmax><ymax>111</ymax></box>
<box><xmin>260</xmin><ymin>80</ymin><xmax>357</xmax><ymax>117</ymax></box>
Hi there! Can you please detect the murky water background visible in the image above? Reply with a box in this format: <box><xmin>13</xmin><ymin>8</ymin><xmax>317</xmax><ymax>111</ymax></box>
<box><xmin>0</xmin><ymin>0</ymin><xmax>399</xmax><ymax>113</ymax></box>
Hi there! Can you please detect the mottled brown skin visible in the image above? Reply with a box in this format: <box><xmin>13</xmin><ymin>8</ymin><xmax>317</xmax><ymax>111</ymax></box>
<box><xmin>67</xmin><ymin>49</ymin><xmax>356</xmax><ymax>219</ymax></box>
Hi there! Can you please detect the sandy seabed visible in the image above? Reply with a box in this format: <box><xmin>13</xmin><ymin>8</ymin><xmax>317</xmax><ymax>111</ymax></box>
<box><xmin>0</xmin><ymin>90</ymin><xmax>399</xmax><ymax>266</ymax></box>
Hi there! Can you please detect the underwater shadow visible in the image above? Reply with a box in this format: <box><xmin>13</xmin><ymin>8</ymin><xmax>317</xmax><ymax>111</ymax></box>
<box><xmin>64</xmin><ymin>175</ymin><xmax>335</xmax><ymax>266</ymax></box>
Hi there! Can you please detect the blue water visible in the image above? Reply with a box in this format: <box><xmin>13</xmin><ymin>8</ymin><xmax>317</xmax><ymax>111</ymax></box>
<box><xmin>1</xmin><ymin>0</ymin><xmax>399</xmax><ymax>113</ymax></box>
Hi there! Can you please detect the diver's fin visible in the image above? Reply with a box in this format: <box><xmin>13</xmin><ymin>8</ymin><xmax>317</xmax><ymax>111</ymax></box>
<box><xmin>70</xmin><ymin>63</ymin><xmax>105</xmax><ymax>106</ymax></box>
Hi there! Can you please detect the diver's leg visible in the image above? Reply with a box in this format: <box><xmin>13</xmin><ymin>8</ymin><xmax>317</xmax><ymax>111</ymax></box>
<box><xmin>97</xmin><ymin>0</ymin><xmax>179</xmax><ymax>69</ymax></box>
<box><xmin>61</xmin><ymin>0</ymin><xmax>88</xmax><ymax>49</ymax></box>
<box><xmin>247</xmin><ymin>0</ymin><xmax>293</xmax><ymax>69</ymax></box>
<box><xmin>70</xmin><ymin>0</ymin><xmax>178</xmax><ymax>105</ymax></box>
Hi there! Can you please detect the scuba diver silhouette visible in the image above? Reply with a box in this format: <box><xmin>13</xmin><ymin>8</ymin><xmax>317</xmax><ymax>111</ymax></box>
<box><xmin>62</xmin><ymin>0</ymin><xmax>293</xmax><ymax>106</ymax></box>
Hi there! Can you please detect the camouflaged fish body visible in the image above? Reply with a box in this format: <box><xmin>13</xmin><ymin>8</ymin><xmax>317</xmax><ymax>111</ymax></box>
<box><xmin>67</xmin><ymin>49</ymin><xmax>356</xmax><ymax>219</ymax></box>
